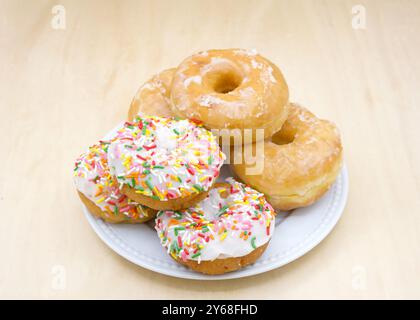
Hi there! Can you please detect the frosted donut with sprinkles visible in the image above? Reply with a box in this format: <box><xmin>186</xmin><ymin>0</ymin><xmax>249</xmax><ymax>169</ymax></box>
<box><xmin>73</xmin><ymin>141</ymin><xmax>156</xmax><ymax>223</ymax></box>
<box><xmin>155</xmin><ymin>178</ymin><xmax>276</xmax><ymax>275</ymax></box>
<box><xmin>107</xmin><ymin>115</ymin><xmax>225</xmax><ymax>210</ymax></box>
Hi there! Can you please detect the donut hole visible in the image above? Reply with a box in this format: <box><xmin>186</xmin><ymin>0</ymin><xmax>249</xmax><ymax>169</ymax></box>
<box><xmin>271</xmin><ymin>126</ymin><xmax>296</xmax><ymax>145</ymax></box>
<box><xmin>207</xmin><ymin>69</ymin><xmax>243</xmax><ymax>94</ymax></box>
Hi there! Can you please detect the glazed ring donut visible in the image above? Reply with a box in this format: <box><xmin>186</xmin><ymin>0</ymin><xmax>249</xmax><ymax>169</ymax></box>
<box><xmin>128</xmin><ymin>68</ymin><xmax>176</xmax><ymax>120</ymax></box>
<box><xmin>155</xmin><ymin>178</ymin><xmax>276</xmax><ymax>275</ymax></box>
<box><xmin>107</xmin><ymin>115</ymin><xmax>225</xmax><ymax>210</ymax></box>
<box><xmin>170</xmin><ymin>49</ymin><xmax>289</xmax><ymax>141</ymax></box>
<box><xmin>232</xmin><ymin>103</ymin><xmax>343</xmax><ymax>211</ymax></box>
<box><xmin>73</xmin><ymin>141</ymin><xmax>156</xmax><ymax>223</ymax></box>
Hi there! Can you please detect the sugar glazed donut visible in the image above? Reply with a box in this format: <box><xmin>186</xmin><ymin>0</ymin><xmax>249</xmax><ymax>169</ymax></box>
<box><xmin>73</xmin><ymin>141</ymin><xmax>156</xmax><ymax>223</ymax></box>
<box><xmin>107</xmin><ymin>115</ymin><xmax>225</xmax><ymax>210</ymax></box>
<box><xmin>155</xmin><ymin>178</ymin><xmax>276</xmax><ymax>275</ymax></box>
<box><xmin>128</xmin><ymin>68</ymin><xmax>176</xmax><ymax>120</ymax></box>
<box><xmin>170</xmin><ymin>49</ymin><xmax>289</xmax><ymax>141</ymax></box>
<box><xmin>232</xmin><ymin>103</ymin><xmax>343</xmax><ymax>211</ymax></box>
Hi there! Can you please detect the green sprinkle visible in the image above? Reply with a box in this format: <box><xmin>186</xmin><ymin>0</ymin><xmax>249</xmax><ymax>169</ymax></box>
<box><xmin>114</xmin><ymin>206</ymin><xmax>119</xmax><ymax>215</ymax></box>
<box><xmin>136</xmin><ymin>147</ymin><xmax>143</xmax><ymax>151</ymax></box>
<box><xmin>208</xmin><ymin>155</ymin><xmax>213</xmax><ymax>165</ymax></box>
<box><xmin>173</xmin><ymin>128</ymin><xmax>180</xmax><ymax>135</ymax></box>
<box><xmin>145</xmin><ymin>180</ymin><xmax>154</xmax><ymax>190</ymax></box>
<box><xmin>127</xmin><ymin>125</ymin><xmax>134</xmax><ymax>129</ymax></box>
<box><xmin>131</xmin><ymin>178</ymin><xmax>136</xmax><ymax>187</ymax></box>
<box><xmin>135</xmin><ymin>185</ymin><xmax>145</xmax><ymax>191</ymax></box>
<box><xmin>191</xmin><ymin>252</ymin><xmax>201</xmax><ymax>259</ymax></box>
<box><xmin>251</xmin><ymin>236</ymin><xmax>257</xmax><ymax>249</ymax></box>
<box><xmin>177</xmin><ymin>176</ymin><xmax>182</xmax><ymax>183</ymax></box>
<box><xmin>141</xmin><ymin>121</ymin><xmax>149</xmax><ymax>135</ymax></box>
<box><xmin>143</xmin><ymin>169</ymin><xmax>151</xmax><ymax>175</ymax></box>
<box><xmin>125</xmin><ymin>145</ymin><xmax>133</xmax><ymax>149</ymax></box>
<box><xmin>174</xmin><ymin>227</ymin><xmax>185</xmax><ymax>236</ymax></box>
<box><xmin>143</xmin><ymin>162</ymin><xmax>151</xmax><ymax>168</ymax></box>
<box><xmin>151</xmin><ymin>195</ymin><xmax>160</xmax><ymax>200</ymax></box>
<box><xmin>193</xmin><ymin>184</ymin><xmax>203</xmax><ymax>192</ymax></box>
<box><xmin>153</xmin><ymin>165</ymin><xmax>164</xmax><ymax>169</ymax></box>
<box><xmin>219</xmin><ymin>205</ymin><xmax>229</xmax><ymax>215</ymax></box>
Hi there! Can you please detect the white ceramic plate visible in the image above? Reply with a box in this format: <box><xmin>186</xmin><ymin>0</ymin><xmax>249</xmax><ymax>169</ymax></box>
<box><xmin>82</xmin><ymin>124</ymin><xmax>349</xmax><ymax>280</ymax></box>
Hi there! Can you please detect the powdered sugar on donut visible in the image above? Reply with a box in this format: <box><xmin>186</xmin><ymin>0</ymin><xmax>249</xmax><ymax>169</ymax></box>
<box><xmin>184</xmin><ymin>75</ymin><xmax>202</xmax><ymax>88</ymax></box>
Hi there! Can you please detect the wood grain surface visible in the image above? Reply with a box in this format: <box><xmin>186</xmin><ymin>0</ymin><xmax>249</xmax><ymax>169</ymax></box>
<box><xmin>0</xmin><ymin>0</ymin><xmax>419</xmax><ymax>299</ymax></box>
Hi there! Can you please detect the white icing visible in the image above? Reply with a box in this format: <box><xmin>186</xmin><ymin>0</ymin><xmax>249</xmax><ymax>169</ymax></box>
<box><xmin>107</xmin><ymin>116</ymin><xmax>225</xmax><ymax>201</ymax></box>
<box><xmin>155</xmin><ymin>178</ymin><xmax>275</xmax><ymax>261</ymax></box>
<box><xmin>73</xmin><ymin>142</ymin><xmax>147</xmax><ymax>219</ymax></box>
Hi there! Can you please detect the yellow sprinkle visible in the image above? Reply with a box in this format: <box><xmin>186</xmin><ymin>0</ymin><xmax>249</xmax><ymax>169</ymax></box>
<box><xmin>153</xmin><ymin>186</ymin><xmax>163</xmax><ymax>199</ymax></box>
<box><xmin>96</xmin><ymin>197</ymin><xmax>105</xmax><ymax>204</ymax></box>
<box><xmin>220</xmin><ymin>232</ymin><xmax>227</xmax><ymax>241</ymax></box>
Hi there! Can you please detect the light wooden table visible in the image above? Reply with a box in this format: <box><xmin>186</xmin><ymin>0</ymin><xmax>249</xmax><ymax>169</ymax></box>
<box><xmin>1</xmin><ymin>0</ymin><xmax>419</xmax><ymax>299</ymax></box>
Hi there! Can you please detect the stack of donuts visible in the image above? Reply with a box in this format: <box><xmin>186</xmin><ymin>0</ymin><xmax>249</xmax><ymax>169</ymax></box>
<box><xmin>74</xmin><ymin>49</ymin><xmax>343</xmax><ymax>275</ymax></box>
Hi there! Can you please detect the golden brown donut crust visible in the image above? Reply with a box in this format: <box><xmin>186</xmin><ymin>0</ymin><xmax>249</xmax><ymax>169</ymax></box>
<box><xmin>128</xmin><ymin>68</ymin><xmax>176</xmax><ymax>120</ymax></box>
<box><xmin>232</xmin><ymin>103</ymin><xmax>343</xmax><ymax>211</ymax></box>
<box><xmin>78</xmin><ymin>191</ymin><xmax>156</xmax><ymax>223</ymax></box>
<box><xmin>121</xmin><ymin>184</ymin><xmax>212</xmax><ymax>211</ymax></box>
<box><xmin>174</xmin><ymin>242</ymin><xmax>269</xmax><ymax>275</ymax></box>
<box><xmin>170</xmin><ymin>49</ymin><xmax>289</xmax><ymax>141</ymax></box>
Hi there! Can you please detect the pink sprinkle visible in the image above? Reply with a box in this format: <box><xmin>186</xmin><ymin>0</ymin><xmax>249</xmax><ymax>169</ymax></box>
<box><xmin>167</xmin><ymin>190</ymin><xmax>177</xmax><ymax>199</ymax></box>
<box><xmin>136</xmin><ymin>155</ymin><xmax>147</xmax><ymax>161</ymax></box>
<box><xmin>119</xmin><ymin>205</ymin><xmax>130</xmax><ymax>213</ymax></box>
<box><xmin>144</xmin><ymin>144</ymin><xmax>156</xmax><ymax>151</ymax></box>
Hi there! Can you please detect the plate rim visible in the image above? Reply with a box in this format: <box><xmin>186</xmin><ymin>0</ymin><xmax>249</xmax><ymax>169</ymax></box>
<box><xmin>83</xmin><ymin>165</ymin><xmax>349</xmax><ymax>280</ymax></box>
